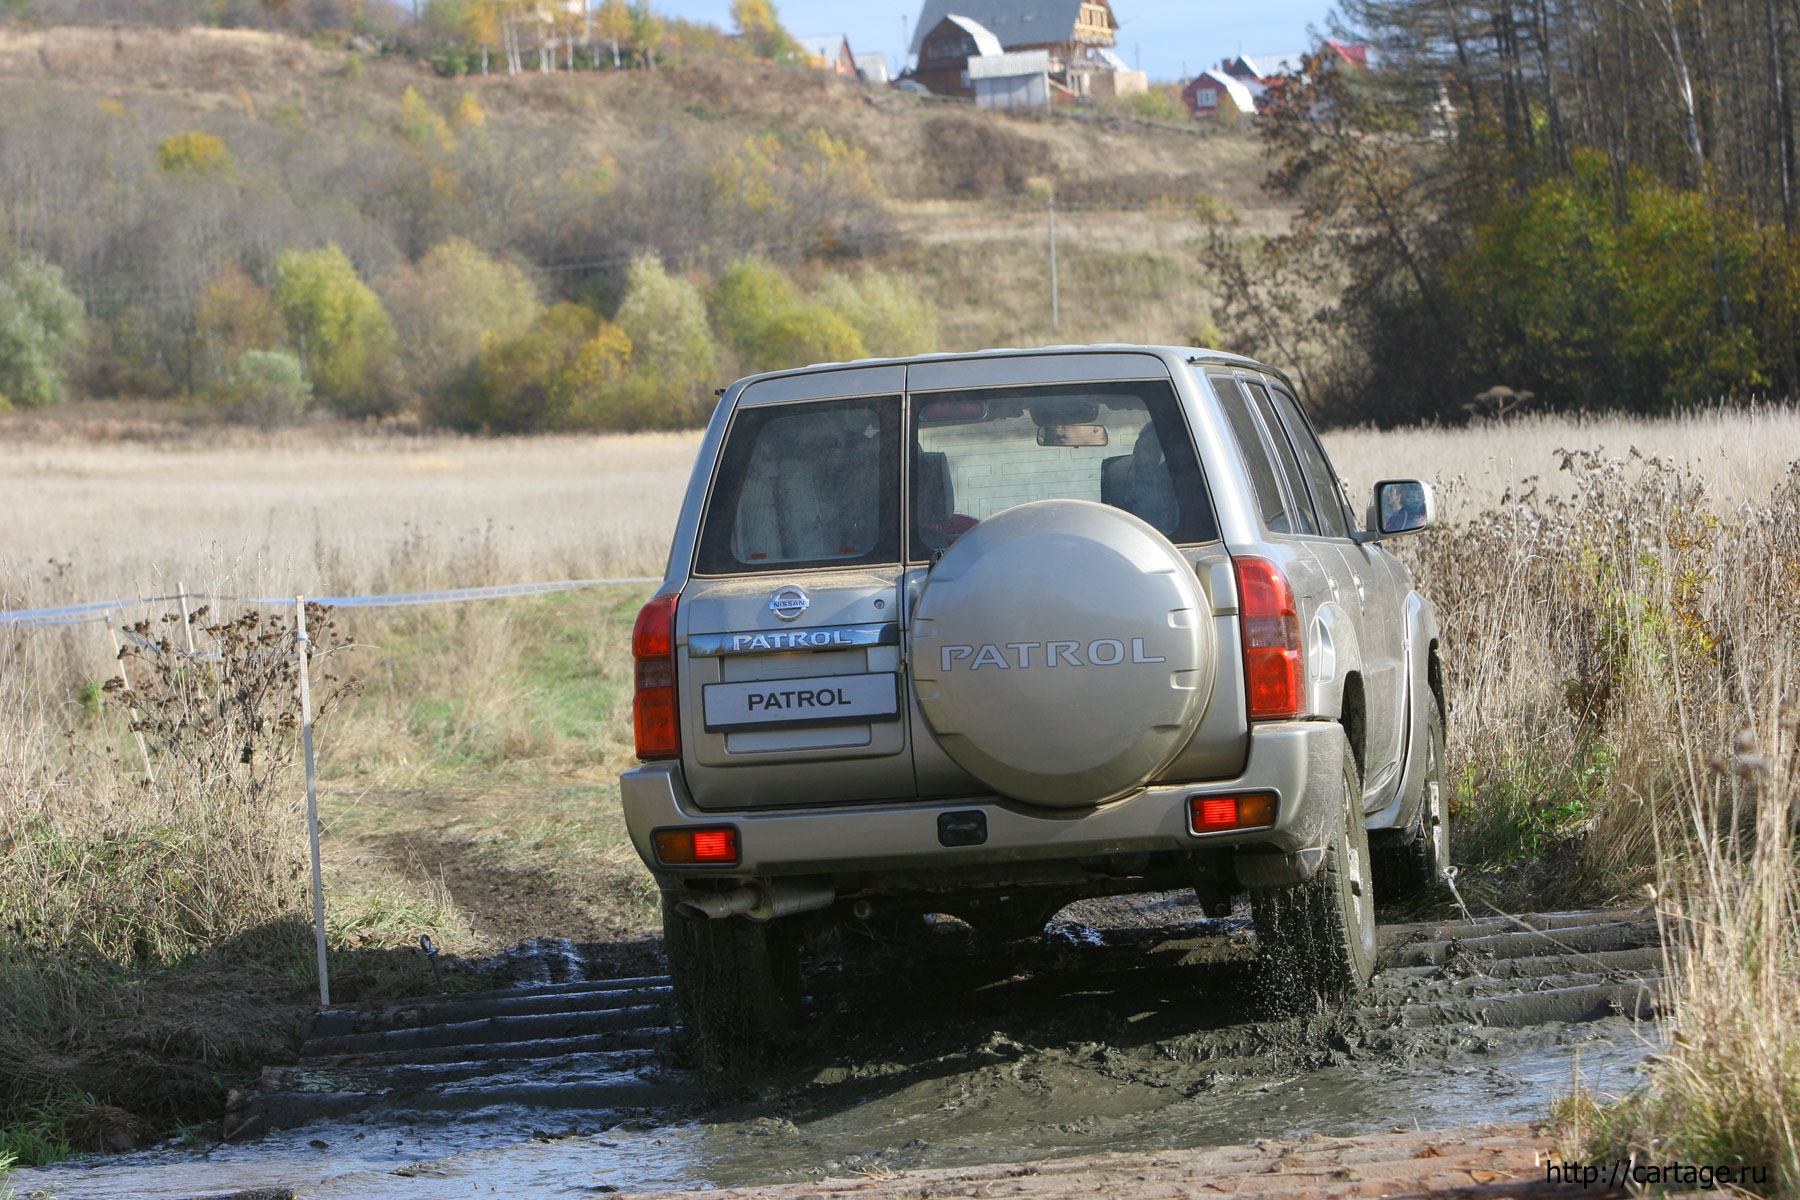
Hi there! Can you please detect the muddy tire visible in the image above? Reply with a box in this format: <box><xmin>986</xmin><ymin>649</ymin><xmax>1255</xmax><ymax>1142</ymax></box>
<box><xmin>661</xmin><ymin>891</ymin><xmax>804</xmax><ymax>1075</ymax></box>
<box><xmin>1250</xmin><ymin>738</ymin><xmax>1376</xmax><ymax>1010</ymax></box>
<box><xmin>1375</xmin><ymin>701</ymin><xmax>1450</xmax><ymax>898</ymax></box>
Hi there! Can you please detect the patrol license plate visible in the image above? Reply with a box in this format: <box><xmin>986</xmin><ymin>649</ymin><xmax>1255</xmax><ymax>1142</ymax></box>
<box><xmin>702</xmin><ymin>672</ymin><xmax>900</xmax><ymax>732</ymax></box>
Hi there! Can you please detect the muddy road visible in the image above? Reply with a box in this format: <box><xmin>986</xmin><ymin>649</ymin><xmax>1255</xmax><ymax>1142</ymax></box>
<box><xmin>6</xmin><ymin>897</ymin><xmax>1662</xmax><ymax>1199</ymax></box>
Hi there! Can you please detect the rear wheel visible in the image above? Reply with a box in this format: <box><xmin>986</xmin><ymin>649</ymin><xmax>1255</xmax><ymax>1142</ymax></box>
<box><xmin>1375</xmin><ymin>701</ymin><xmax>1450</xmax><ymax>898</ymax></box>
<box><xmin>661</xmin><ymin>891</ymin><xmax>804</xmax><ymax>1074</ymax></box>
<box><xmin>1250</xmin><ymin>737</ymin><xmax>1376</xmax><ymax>1011</ymax></box>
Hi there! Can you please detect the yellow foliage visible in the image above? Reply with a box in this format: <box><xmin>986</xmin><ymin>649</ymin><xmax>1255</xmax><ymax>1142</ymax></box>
<box><xmin>710</xmin><ymin>133</ymin><xmax>783</xmax><ymax>214</ymax></box>
<box><xmin>800</xmin><ymin>126</ymin><xmax>875</xmax><ymax>194</ymax></box>
<box><xmin>96</xmin><ymin>97</ymin><xmax>128</xmax><ymax>119</ymax></box>
<box><xmin>400</xmin><ymin>86</ymin><xmax>457</xmax><ymax>152</ymax></box>
<box><xmin>451</xmin><ymin>92</ymin><xmax>486</xmax><ymax>130</ymax></box>
<box><xmin>155</xmin><ymin>131</ymin><xmax>233</xmax><ymax>176</ymax></box>
<box><xmin>561</xmin><ymin>322</ymin><xmax>635</xmax><ymax>418</ymax></box>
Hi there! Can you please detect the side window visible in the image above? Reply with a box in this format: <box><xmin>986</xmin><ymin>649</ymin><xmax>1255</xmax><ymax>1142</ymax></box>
<box><xmin>1243</xmin><ymin>381</ymin><xmax>1320</xmax><ymax>536</ymax></box>
<box><xmin>1269</xmin><ymin>387</ymin><xmax>1352</xmax><ymax>539</ymax></box>
<box><xmin>1209</xmin><ymin>375</ymin><xmax>1290</xmax><ymax>534</ymax></box>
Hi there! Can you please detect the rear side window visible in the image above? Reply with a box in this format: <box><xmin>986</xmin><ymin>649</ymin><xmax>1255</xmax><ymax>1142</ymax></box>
<box><xmin>696</xmin><ymin>396</ymin><xmax>901</xmax><ymax>574</ymax></box>
<box><xmin>1244</xmin><ymin>381</ymin><xmax>1320</xmax><ymax>536</ymax></box>
<box><xmin>909</xmin><ymin>380</ymin><xmax>1217</xmax><ymax>554</ymax></box>
<box><xmin>1210</xmin><ymin>376</ymin><xmax>1291</xmax><ymax>534</ymax></box>
<box><xmin>1269</xmin><ymin>387</ymin><xmax>1353</xmax><ymax>538</ymax></box>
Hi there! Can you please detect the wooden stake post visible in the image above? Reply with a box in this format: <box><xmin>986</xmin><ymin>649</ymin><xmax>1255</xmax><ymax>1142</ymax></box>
<box><xmin>104</xmin><ymin>614</ymin><xmax>156</xmax><ymax>786</ymax></box>
<box><xmin>296</xmin><ymin>597</ymin><xmax>330</xmax><ymax>1008</ymax></box>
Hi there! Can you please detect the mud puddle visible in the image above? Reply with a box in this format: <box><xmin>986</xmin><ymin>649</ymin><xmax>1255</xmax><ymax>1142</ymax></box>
<box><xmin>5</xmin><ymin>898</ymin><xmax>1663</xmax><ymax>1199</ymax></box>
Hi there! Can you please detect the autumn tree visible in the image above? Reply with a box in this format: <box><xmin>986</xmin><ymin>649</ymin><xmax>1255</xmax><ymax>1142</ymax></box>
<box><xmin>193</xmin><ymin>265</ymin><xmax>287</xmax><ymax>391</ymax></box>
<box><xmin>377</xmin><ymin>237</ymin><xmax>542</xmax><ymax>397</ymax></box>
<box><xmin>614</xmin><ymin>252</ymin><xmax>715</xmax><ymax>420</ymax></box>
<box><xmin>730</xmin><ymin>0</ymin><xmax>799</xmax><ymax>62</ymax></box>
<box><xmin>594</xmin><ymin>0</ymin><xmax>630</xmax><ymax>66</ymax></box>
<box><xmin>444</xmin><ymin>302</ymin><xmax>635</xmax><ymax>431</ymax></box>
<box><xmin>630</xmin><ymin>0</ymin><xmax>663</xmax><ymax>69</ymax></box>
<box><xmin>813</xmin><ymin>269</ymin><xmax>938</xmax><ymax>359</ymax></box>
<box><xmin>272</xmin><ymin>244</ymin><xmax>402</xmax><ymax>417</ymax></box>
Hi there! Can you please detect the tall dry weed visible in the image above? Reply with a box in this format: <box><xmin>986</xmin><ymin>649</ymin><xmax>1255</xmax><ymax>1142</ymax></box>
<box><xmin>1401</xmin><ymin>451</ymin><xmax>1800</xmax><ymax>902</ymax></box>
<box><xmin>0</xmin><ymin>601</ymin><xmax>355</xmax><ymax>1116</ymax></box>
<box><xmin>1558</xmin><ymin>686</ymin><xmax>1800</xmax><ymax>1194</ymax></box>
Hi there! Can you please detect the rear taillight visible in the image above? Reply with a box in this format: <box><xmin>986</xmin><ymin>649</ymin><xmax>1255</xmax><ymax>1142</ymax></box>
<box><xmin>653</xmin><ymin>827</ymin><xmax>739</xmax><ymax>865</ymax></box>
<box><xmin>633</xmin><ymin>592</ymin><xmax>680</xmax><ymax>760</ymax></box>
<box><xmin>1233</xmin><ymin>556</ymin><xmax>1305</xmax><ymax>720</ymax></box>
<box><xmin>1189</xmin><ymin>791</ymin><xmax>1279</xmax><ymax>834</ymax></box>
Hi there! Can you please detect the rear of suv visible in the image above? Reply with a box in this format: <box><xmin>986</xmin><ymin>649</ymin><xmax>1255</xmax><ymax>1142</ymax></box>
<box><xmin>622</xmin><ymin>346</ymin><xmax>1449</xmax><ymax>1066</ymax></box>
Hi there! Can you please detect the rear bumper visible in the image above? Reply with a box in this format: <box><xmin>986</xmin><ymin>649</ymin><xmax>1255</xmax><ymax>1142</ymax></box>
<box><xmin>621</xmin><ymin>720</ymin><xmax>1346</xmax><ymax>889</ymax></box>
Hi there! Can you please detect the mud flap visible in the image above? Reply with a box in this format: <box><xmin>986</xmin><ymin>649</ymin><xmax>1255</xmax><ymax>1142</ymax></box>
<box><xmin>1233</xmin><ymin>846</ymin><xmax>1326</xmax><ymax>888</ymax></box>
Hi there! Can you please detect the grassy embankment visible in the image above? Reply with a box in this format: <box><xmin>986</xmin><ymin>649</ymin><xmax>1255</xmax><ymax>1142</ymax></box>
<box><xmin>3</xmin><ymin>411</ymin><xmax>1799</xmax><ymax>1180</ymax></box>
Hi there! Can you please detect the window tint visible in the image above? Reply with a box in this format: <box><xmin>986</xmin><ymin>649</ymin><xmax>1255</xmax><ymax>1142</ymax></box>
<box><xmin>910</xmin><ymin>380</ymin><xmax>1217</xmax><ymax>555</ymax></box>
<box><xmin>696</xmin><ymin>396</ymin><xmax>901</xmax><ymax>574</ymax></box>
<box><xmin>1244</xmin><ymin>381</ymin><xmax>1319</xmax><ymax>536</ymax></box>
<box><xmin>1210</xmin><ymin>376</ymin><xmax>1291</xmax><ymax>534</ymax></box>
<box><xmin>1269</xmin><ymin>387</ymin><xmax>1352</xmax><ymax>538</ymax></box>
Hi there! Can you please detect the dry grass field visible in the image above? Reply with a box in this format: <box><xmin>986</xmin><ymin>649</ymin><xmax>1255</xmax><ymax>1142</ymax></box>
<box><xmin>2</xmin><ymin>406</ymin><xmax>1797</xmax><ymax>1178</ymax></box>
<box><xmin>0</xmin><ymin>428</ymin><xmax>701</xmax><ymax>609</ymax></box>
<box><xmin>3</xmin><ymin>403</ymin><xmax>1794</xmax><ymax>608</ymax></box>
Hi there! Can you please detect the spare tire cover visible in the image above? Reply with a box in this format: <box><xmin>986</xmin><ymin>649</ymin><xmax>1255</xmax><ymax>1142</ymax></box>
<box><xmin>911</xmin><ymin>499</ymin><xmax>1213</xmax><ymax>808</ymax></box>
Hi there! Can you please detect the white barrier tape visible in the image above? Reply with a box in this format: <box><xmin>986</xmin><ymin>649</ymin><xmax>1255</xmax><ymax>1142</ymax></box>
<box><xmin>1</xmin><ymin>578</ymin><xmax>660</xmax><ymax>629</ymax></box>
<box><xmin>0</xmin><ymin>595</ymin><xmax>184</xmax><ymax>627</ymax></box>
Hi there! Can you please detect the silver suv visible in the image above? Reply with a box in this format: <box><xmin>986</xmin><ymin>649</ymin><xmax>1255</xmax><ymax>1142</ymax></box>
<box><xmin>622</xmin><ymin>346</ymin><xmax>1448</xmax><ymax>1065</ymax></box>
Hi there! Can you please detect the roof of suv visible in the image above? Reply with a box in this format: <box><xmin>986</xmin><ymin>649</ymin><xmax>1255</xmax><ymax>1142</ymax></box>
<box><xmin>722</xmin><ymin>344</ymin><xmax>1297</xmax><ymax>398</ymax></box>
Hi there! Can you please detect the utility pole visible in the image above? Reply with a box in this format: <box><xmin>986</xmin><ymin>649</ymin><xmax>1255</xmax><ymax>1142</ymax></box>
<box><xmin>1047</xmin><ymin>189</ymin><xmax>1060</xmax><ymax>333</ymax></box>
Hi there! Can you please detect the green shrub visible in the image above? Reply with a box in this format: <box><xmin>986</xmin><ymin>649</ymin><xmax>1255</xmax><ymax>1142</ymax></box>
<box><xmin>814</xmin><ymin>269</ymin><xmax>938</xmax><ymax>359</ymax></box>
<box><xmin>1451</xmin><ymin>152</ymin><xmax>1770</xmax><ymax>411</ymax></box>
<box><xmin>710</xmin><ymin>255</ymin><xmax>800</xmax><ymax>361</ymax></box>
<box><xmin>379</xmin><ymin>238</ymin><xmax>541</xmax><ymax>397</ymax></box>
<box><xmin>446</xmin><ymin>303</ymin><xmax>635</xmax><ymax>432</ymax></box>
<box><xmin>742</xmin><ymin>303</ymin><xmax>865</xmax><ymax>372</ymax></box>
<box><xmin>0</xmin><ymin>255</ymin><xmax>86</xmax><ymax>409</ymax></box>
<box><xmin>273</xmin><ymin>245</ymin><xmax>402</xmax><ymax>418</ymax></box>
<box><xmin>1121</xmin><ymin>88</ymin><xmax>1182</xmax><ymax>122</ymax></box>
<box><xmin>223</xmin><ymin>349</ymin><xmax>311</xmax><ymax>429</ymax></box>
<box><xmin>614</xmin><ymin>253</ymin><xmax>716</xmax><ymax>418</ymax></box>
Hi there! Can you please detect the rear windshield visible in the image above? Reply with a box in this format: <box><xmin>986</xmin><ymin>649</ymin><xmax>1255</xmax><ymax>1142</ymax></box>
<box><xmin>911</xmin><ymin>380</ymin><xmax>1217</xmax><ymax>555</ymax></box>
<box><xmin>694</xmin><ymin>381</ymin><xmax>1217</xmax><ymax>576</ymax></box>
<box><xmin>695</xmin><ymin>395</ymin><xmax>902</xmax><ymax>575</ymax></box>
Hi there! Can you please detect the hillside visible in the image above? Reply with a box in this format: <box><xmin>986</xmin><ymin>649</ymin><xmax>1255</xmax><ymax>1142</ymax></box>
<box><xmin>0</xmin><ymin>23</ymin><xmax>1287</xmax><ymax>425</ymax></box>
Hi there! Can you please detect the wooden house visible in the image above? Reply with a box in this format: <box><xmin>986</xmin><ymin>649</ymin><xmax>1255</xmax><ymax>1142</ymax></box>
<box><xmin>909</xmin><ymin>1</ymin><xmax>1137</xmax><ymax>102</ymax></box>
<box><xmin>912</xmin><ymin>13</ymin><xmax>1006</xmax><ymax>100</ymax></box>
<box><xmin>795</xmin><ymin>34</ymin><xmax>859</xmax><ymax>77</ymax></box>
<box><xmin>1181</xmin><ymin>67</ymin><xmax>1263</xmax><ymax>127</ymax></box>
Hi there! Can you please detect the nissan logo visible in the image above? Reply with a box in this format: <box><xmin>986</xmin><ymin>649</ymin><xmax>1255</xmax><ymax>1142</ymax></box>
<box><xmin>770</xmin><ymin>586</ymin><xmax>810</xmax><ymax>621</ymax></box>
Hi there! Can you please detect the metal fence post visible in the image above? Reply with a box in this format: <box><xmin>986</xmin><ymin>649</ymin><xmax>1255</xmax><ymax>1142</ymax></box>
<box><xmin>296</xmin><ymin>597</ymin><xmax>330</xmax><ymax>1008</ymax></box>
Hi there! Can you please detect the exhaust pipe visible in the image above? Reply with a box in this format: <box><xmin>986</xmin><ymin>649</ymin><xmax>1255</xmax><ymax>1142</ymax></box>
<box><xmin>676</xmin><ymin>879</ymin><xmax>836</xmax><ymax>922</ymax></box>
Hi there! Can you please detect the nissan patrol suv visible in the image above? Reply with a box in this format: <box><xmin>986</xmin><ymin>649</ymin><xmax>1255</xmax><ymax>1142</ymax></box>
<box><xmin>622</xmin><ymin>346</ymin><xmax>1449</xmax><ymax>1066</ymax></box>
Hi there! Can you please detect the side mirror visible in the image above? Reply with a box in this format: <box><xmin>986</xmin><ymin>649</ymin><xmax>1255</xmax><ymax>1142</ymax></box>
<box><xmin>1367</xmin><ymin>479</ymin><xmax>1435</xmax><ymax>537</ymax></box>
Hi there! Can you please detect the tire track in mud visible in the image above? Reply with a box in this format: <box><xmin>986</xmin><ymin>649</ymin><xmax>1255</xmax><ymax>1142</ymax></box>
<box><xmin>224</xmin><ymin>901</ymin><xmax>1662</xmax><ymax>1144</ymax></box>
